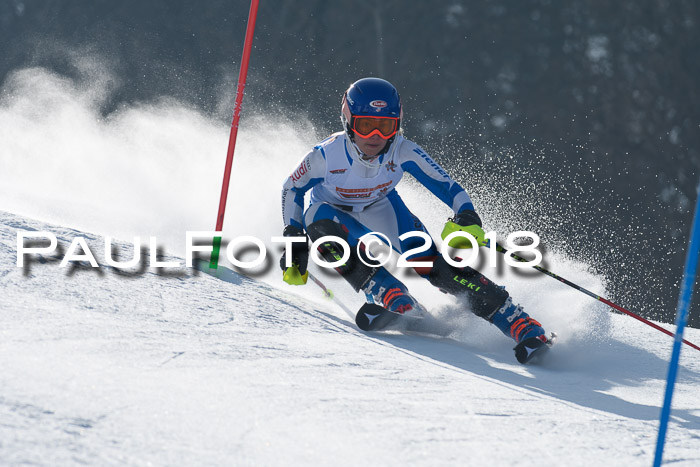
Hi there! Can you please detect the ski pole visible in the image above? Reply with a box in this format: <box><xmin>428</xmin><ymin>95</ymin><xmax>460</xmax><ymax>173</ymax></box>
<box><xmin>308</xmin><ymin>271</ymin><xmax>356</xmax><ymax>320</ymax></box>
<box><xmin>495</xmin><ymin>242</ymin><xmax>700</xmax><ymax>352</ymax></box>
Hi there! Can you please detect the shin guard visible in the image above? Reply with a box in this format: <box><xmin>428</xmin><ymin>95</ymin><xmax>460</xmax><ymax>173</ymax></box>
<box><xmin>428</xmin><ymin>256</ymin><xmax>509</xmax><ymax>319</ymax></box>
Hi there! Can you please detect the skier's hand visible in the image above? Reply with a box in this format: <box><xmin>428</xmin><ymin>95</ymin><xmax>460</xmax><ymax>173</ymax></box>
<box><xmin>441</xmin><ymin>209</ymin><xmax>487</xmax><ymax>248</ymax></box>
<box><xmin>279</xmin><ymin>225</ymin><xmax>309</xmax><ymax>285</ymax></box>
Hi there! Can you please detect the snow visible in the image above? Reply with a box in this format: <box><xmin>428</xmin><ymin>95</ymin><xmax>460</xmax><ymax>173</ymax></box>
<box><xmin>1</xmin><ymin>210</ymin><xmax>699</xmax><ymax>466</ymax></box>
<box><xmin>1</xmin><ymin>67</ymin><xmax>699</xmax><ymax>465</ymax></box>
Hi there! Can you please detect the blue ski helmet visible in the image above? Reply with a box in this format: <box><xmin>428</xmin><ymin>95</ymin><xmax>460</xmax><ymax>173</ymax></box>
<box><xmin>341</xmin><ymin>77</ymin><xmax>403</xmax><ymax>142</ymax></box>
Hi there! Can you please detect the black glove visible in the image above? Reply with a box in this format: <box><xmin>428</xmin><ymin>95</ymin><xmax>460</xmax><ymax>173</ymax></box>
<box><xmin>452</xmin><ymin>209</ymin><xmax>482</xmax><ymax>227</ymax></box>
<box><xmin>279</xmin><ymin>225</ymin><xmax>309</xmax><ymax>278</ymax></box>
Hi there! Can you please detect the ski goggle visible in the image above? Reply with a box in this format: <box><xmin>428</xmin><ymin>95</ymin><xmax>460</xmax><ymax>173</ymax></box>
<box><xmin>351</xmin><ymin>116</ymin><xmax>399</xmax><ymax>139</ymax></box>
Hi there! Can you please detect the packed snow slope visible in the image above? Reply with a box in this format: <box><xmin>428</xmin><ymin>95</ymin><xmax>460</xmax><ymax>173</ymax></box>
<box><xmin>1</xmin><ymin>210</ymin><xmax>700</xmax><ymax>466</ymax></box>
<box><xmin>1</xmin><ymin>67</ymin><xmax>700</xmax><ymax>465</ymax></box>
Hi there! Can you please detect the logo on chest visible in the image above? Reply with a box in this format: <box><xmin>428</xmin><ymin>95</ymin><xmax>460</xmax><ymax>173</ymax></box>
<box><xmin>329</xmin><ymin>169</ymin><xmax>347</xmax><ymax>174</ymax></box>
<box><xmin>336</xmin><ymin>181</ymin><xmax>393</xmax><ymax>199</ymax></box>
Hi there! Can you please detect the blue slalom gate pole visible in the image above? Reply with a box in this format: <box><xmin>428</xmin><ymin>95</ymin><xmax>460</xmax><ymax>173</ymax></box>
<box><xmin>653</xmin><ymin>180</ymin><xmax>700</xmax><ymax>467</ymax></box>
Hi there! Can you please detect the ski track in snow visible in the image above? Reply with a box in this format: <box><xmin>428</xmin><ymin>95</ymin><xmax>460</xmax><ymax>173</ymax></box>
<box><xmin>2</xmin><ymin>211</ymin><xmax>700</xmax><ymax>466</ymax></box>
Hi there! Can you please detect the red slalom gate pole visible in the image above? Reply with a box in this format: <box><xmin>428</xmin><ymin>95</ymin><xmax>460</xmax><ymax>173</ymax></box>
<box><xmin>495</xmin><ymin>243</ymin><xmax>700</xmax><ymax>352</ymax></box>
<box><xmin>210</xmin><ymin>0</ymin><xmax>260</xmax><ymax>268</ymax></box>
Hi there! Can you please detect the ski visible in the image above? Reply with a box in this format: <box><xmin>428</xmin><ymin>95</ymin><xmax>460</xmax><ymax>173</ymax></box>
<box><xmin>355</xmin><ymin>303</ymin><xmax>405</xmax><ymax>331</ymax></box>
<box><xmin>355</xmin><ymin>302</ymin><xmax>455</xmax><ymax>337</ymax></box>
<box><xmin>513</xmin><ymin>332</ymin><xmax>557</xmax><ymax>364</ymax></box>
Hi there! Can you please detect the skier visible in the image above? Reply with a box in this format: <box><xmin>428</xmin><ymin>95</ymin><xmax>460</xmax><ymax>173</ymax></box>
<box><xmin>279</xmin><ymin>77</ymin><xmax>551</xmax><ymax>362</ymax></box>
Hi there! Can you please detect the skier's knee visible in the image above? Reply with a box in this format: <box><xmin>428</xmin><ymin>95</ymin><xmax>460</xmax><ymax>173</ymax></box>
<box><xmin>306</xmin><ymin>218</ymin><xmax>378</xmax><ymax>292</ymax></box>
<box><xmin>306</xmin><ymin>218</ymin><xmax>348</xmax><ymax>242</ymax></box>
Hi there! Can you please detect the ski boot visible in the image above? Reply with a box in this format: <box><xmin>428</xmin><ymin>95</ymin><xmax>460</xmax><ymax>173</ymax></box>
<box><xmin>491</xmin><ymin>298</ymin><xmax>554</xmax><ymax>363</ymax></box>
<box><xmin>355</xmin><ymin>267</ymin><xmax>417</xmax><ymax>331</ymax></box>
<box><xmin>363</xmin><ymin>267</ymin><xmax>415</xmax><ymax>314</ymax></box>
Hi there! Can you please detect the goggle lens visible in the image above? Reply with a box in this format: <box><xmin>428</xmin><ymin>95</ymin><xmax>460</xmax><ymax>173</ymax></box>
<box><xmin>352</xmin><ymin>117</ymin><xmax>398</xmax><ymax>139</ymax></box>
